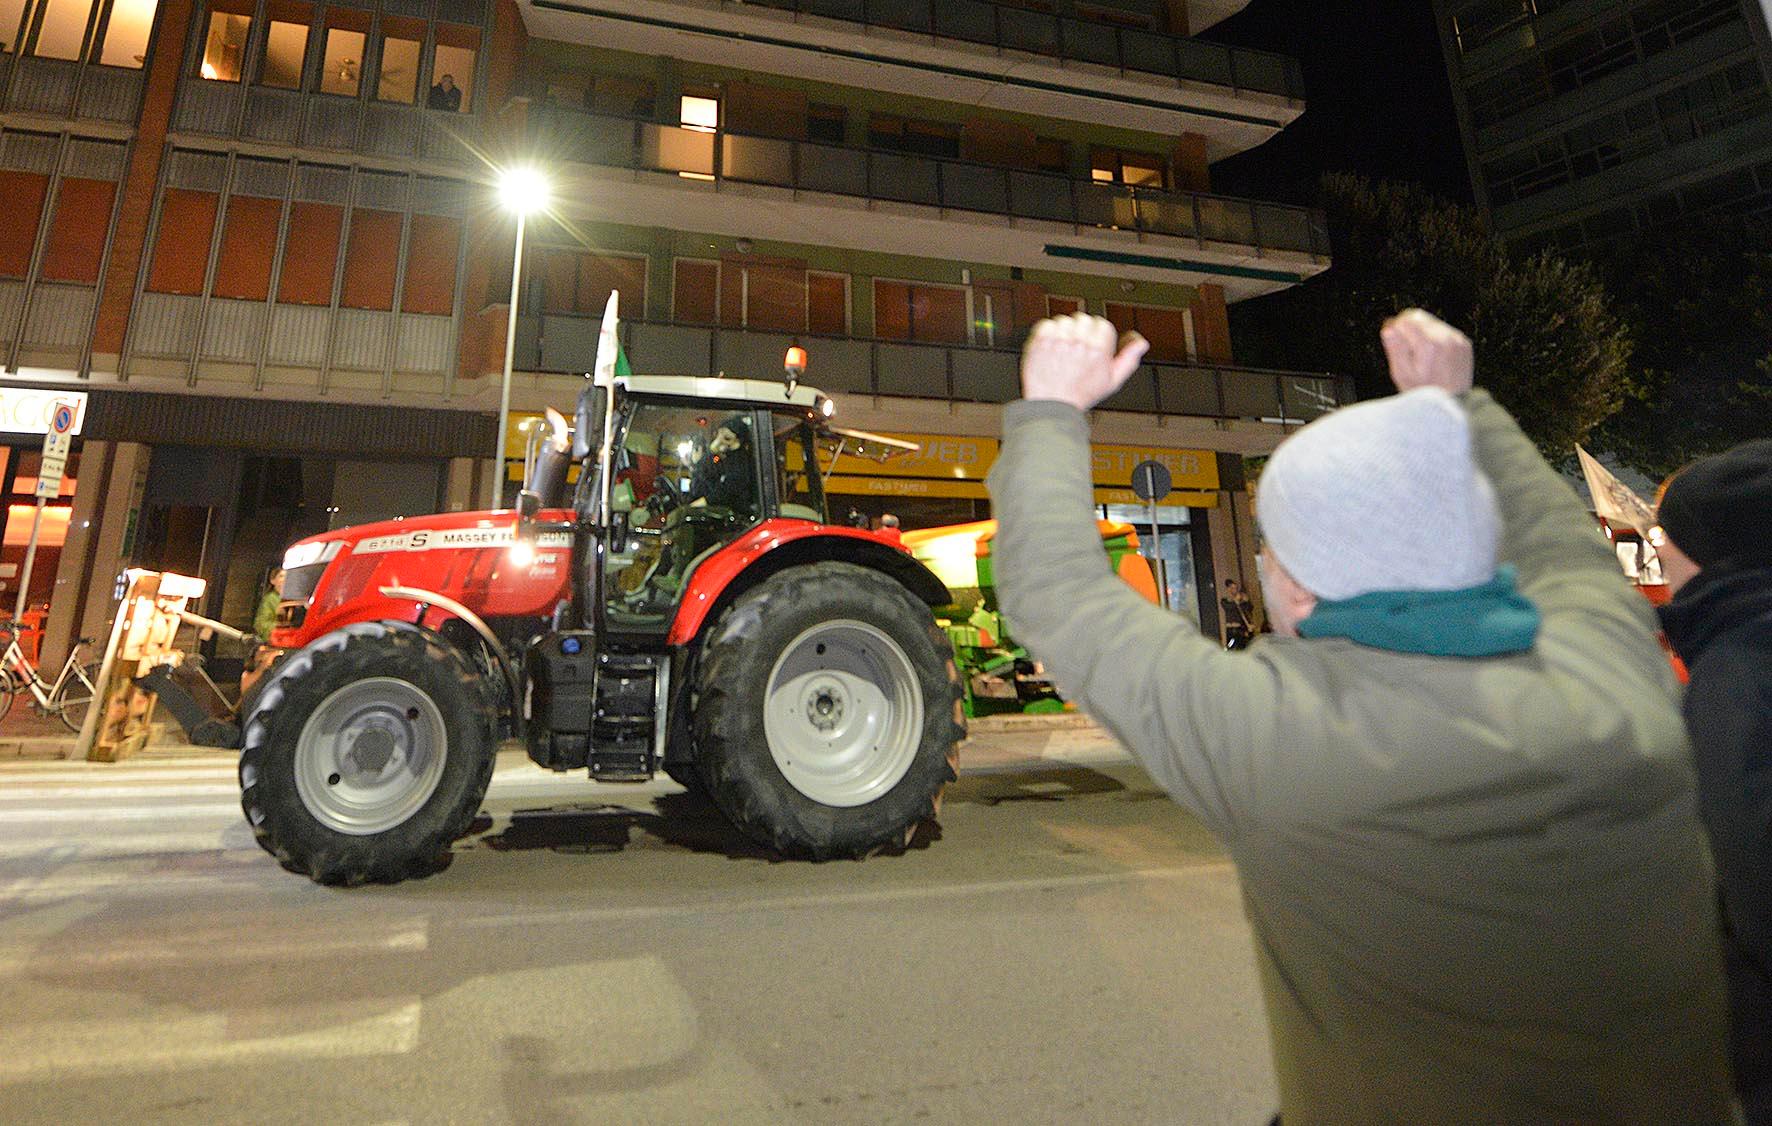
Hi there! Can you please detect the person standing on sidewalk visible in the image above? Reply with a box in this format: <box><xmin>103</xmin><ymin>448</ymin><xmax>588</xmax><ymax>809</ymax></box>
<box><xmin>986</xmin><ymin>309</ymin><xmax>1731</xmax><ymax>1123</ymax></box>
<box><xmin>1655</xmin><ymin>440</ymin><xmax>1772</xmax><ymax>1124</ymax></box>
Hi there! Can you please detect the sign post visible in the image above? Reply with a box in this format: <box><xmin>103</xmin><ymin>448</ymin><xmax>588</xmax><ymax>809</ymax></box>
<box><xmin>14</xmin><ymin>400</ymin><xmax>76</xmax><ymax>622</ymax></box>
<box><xmin>1130</xmin><ymin>459</ymin><xmax>1172</xmax><ymax>609</ymax></box>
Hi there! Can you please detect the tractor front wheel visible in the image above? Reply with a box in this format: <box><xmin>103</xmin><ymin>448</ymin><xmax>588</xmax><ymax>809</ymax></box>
<box><xmin>239</xmin><ymin>622</ymin><xmax>497</xmax><ymax>885</ymax></box>
<box><xmin>694</xmin><ymin>562</ymin><xmax>964</xmax><ymax>858</ymax></box>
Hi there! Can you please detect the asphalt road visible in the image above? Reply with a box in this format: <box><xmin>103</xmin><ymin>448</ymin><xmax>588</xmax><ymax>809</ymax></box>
<box><xmin>0</xmin><ymin>728</ymin><xmax>1276</xmax><ymax>1124</ymax></box>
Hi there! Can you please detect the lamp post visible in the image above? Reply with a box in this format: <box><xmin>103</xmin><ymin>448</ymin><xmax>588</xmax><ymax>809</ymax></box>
<box><xmin>494</xmin><ymin>165</ymin><xmax>550</xmax><ymax>504</ymax></box>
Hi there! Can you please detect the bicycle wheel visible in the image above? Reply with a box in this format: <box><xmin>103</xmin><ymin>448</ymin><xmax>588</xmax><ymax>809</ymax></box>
<box><xmin>51</xmin><ymin>663</ymin><xmax>100</xmax><ymax>733</ymax></box>
<box><xmin>0</xmin><ymin>668</ymin><xmax>15</xmax><ymax>722</ymax></box>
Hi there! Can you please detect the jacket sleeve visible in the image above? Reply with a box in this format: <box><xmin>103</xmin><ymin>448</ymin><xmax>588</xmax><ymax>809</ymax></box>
<box><xmin>986</xmin><ymin>400</ymin><xmax>1278</xmax><ymax>839</ymax></box>
<box><xmin>1685</xmin><ymin>644</ymin><xmax>1772</xmax><ymax>962</ymax></box>
<box><xmin>1463</xmin><ymin>390</ymin><xmax>1672</xmax><ymax>688</ymax></box>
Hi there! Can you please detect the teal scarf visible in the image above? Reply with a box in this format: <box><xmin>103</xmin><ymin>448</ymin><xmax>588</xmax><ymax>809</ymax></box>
<box><xmin>1297</xmin><ymin>565</ymin><xmax>1540</xmax><ymax>657</ymax></box>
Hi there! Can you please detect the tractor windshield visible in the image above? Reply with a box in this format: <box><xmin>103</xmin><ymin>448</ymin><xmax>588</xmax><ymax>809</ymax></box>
<box><xmin>604</xmin><ymin>402</ymin><xmax>765</xmax><ymax>632</ymax></box>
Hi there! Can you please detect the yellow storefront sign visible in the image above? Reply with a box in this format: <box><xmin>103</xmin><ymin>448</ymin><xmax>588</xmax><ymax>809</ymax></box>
<box><xmin>828</xmin><ymin>431</ymin><xmax>1220</xmax><ymax>507</ymax></box>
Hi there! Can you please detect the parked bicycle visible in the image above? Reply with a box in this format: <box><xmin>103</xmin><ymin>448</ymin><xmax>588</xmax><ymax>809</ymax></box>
<box><xmin>0</xmin><ymin>628</ymin><xmax>100</xmax><ymax>732</ymax></box>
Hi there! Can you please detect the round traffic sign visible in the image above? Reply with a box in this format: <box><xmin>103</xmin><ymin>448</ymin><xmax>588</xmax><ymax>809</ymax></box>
<box><xmin>50</xmin><ymin>402</ymin><xmax>75</xmax><ymax>435</ymax></box>
<box><xmin>1130</xmin><ymin>459</ymin><xmax>1171</xmax><ymax>501</ymax></box>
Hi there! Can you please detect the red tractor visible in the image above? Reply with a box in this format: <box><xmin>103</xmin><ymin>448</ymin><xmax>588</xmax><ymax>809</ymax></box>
<box><xmin>238</xmin><ymin>372</ymin><xmax>965</xmax><ymax>884</ymax></box>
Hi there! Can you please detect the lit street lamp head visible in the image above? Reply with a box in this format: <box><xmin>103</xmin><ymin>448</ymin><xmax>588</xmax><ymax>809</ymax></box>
<box><xmin>497</xmin><ymin>166</ymin><xmax>550</xmax><ymax>215</ymax></box>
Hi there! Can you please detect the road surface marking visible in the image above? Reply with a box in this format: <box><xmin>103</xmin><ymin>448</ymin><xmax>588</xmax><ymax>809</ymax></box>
<box><xmin>0</xmin><ymin>923</ymin><xmax>427</xmax><ymax>977</ymax></box>
<box><xmin>0</xmin><ymin>999</ymin><xmax>422</xmax><ymax>1081</ymax></box>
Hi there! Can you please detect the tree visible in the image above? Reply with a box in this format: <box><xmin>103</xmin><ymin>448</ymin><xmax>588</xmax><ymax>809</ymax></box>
<box><xmin>1233</xmin><ymin>175</ymin><xmax>1631</xmax><ymax>459</ymax></box>
<box><xmin>1587</xmin><ymin>218</ymin><xmax>1772</xmax><ymax>481</ymax></box>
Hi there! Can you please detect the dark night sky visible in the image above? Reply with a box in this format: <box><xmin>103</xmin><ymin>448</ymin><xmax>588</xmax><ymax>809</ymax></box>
<box><xmin>1202</xmin><ymin>0</ymin><xmax>1474</xmax><ymax>205</ymax></box>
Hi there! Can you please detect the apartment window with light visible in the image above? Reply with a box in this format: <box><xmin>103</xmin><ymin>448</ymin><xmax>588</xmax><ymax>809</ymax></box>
<box><xmin>1091</xmin><ymin>147</ymin><xmax>1165</xmax><ymax>189</ymax></box>
<box><xmin>680</xmin><ymin>93</ymin><xmax>719</xmax><ymax>131</ymax></box>
<box><xmin>427</xmin><ymin>24</ymin><xmax>476</xmax><ymax>112</ymax></box>
<box><xmin>318</xmin><ymin>16</ymin><xmax>366</xmax><ymax>97</ymax></box>
<box><xmin>31</xmin><ymin>0</ymin><xmax>94</xmax><ymax>59</ymax></box>
<box><xmin>376</xmin><ymin>18</ymin><xmax>423</xmax><ymax>103</ymax></box>
<box><xmin>200</xmin><ymin>5</ymin><xmax>251</xmax><ymax>80</ymax></box>
<box><xmin>95</xmin><ymin>0</ymin><xmax>155</xmax><ymax>66</ymax></box>
<box><xmin>257</xmin><ymin>3</ymin><xmax>307</xmax><ymax>88</ymax></box>
<box><xmin>1</xmin><ymin>0</ymin><xmax>24</xmax><ymax>53</ymax></box>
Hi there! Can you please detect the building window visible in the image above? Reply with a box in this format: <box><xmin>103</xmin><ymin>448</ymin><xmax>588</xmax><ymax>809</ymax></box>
<box><xmin>258</xmin><ymin>8</ymin><xmax>306</xmax><ymax>88</ymax></box>
<box><xmin>1047</xmin><ymin>295</ymin><xmax>1083</xmax><ymax>317</ymax></box>
<box><xmin>30</xmin><ymin>0</ymin><xmax>94</xmax><ymax>60</ymax></box>
<box><xmin>680</xmin><ymin>93</ymin><xmax>718</xmax><ymax>132</ymax></box>
<box><xmin>401</xmin><ymin>212</ymin><xmax>460</xmax><ymax>315</ymax></box>
<box><xmin>673</xmin><ymin>258</ymin><xmax>719</xmax><ymax>323</ymax></box>
<box><xmin>318</xmin><ymin>20</ymin><xmax>365</xmax><ymax>97</ymax></box>
<box><xmin>39</xmin><ymin>177</ymin><xmax>115</xmax><ymax>283</ymax></box>
<box><xmin>146</xmin><ymin>188</ymin><xmax>220</xmax><ymax>294</ymax></box>
<box><xmin>276</xmin><ymin>201</ymin><xmax>342</xmax><ymax>305</ymax></box>
<box><xmin>532</xmin><ymin>248</ymin><xmax>646</xmax><ymax>317</ymax></box>
<box><xmin>1</xmin><ymin>0</ymin><xmax>24</xmax><ymax>52</ymax></box>
<box><xmin>375</xmin><ymin>19</ymin><xmax>422</xmax><ymax>103</ymax></box>
<box><xmin>211</xmin><ymin>193</ymin><xmax>282</xmax><ymax>300</ymax></box>
<box><xmin>1105</xmin><ymin>302</ymin><xmax>1192</xmax><ymax>362</ymax></box>
<box><xmin>199</xmin><ymin>5</ymin><xmax>250</xmax><ymax>80</ymax></box>
<box><xmin>0</xmin><ymin>170</ymin><xmax>49</xmax><ymax>277</ymax></box>
<box><xmin>1091</xmin><ymin>147</ymin><xmax>1166</xmax><ymax>189</ymax></box>
<box><xmin>427</xmin><ymin>24</ymin><xmax>476</xmax><ymax>112</ymax></box>
<box><xmin>807</xmin><ymin>102</ymin><xmax>846</xmax><ymax>144</ymax></box>
<box><xmin>808</xmin><ymin>271</ymin><xmax>849</xmax><ymax>335</ymax></box>
<box><xmin>874</xmin><ymin>279</ymin><xmax>969</xmax><ymax>345</ymax></box>
<box><xmin>94</xmin><ymin>0</ymin><xmax>155</xmax><ymax>66</ymax></box>
<box><xmin>340</xmin><ymin>208</ymin><xmax>401</xmax><ymax>310</ymax></box>
<box><xmin>869</xmin><ymin>114</ymin><xmax>961</xmax><ymax>159</ymax></box>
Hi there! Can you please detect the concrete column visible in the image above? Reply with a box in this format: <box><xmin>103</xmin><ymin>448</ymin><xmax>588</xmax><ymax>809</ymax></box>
<box><xmin>445</xmin><ymin>457</ymin><xmax>480</xmax><ymax>511</ymax></box>
<box><xmin>1193</xmin><ymin>283</ymin><xmax>1233</xmax><ymax>363</ymax></box>
<box><xmin>1161</xmin><ymin>0</ymin><xmax>1189</xmax><ymax>36</ymax></box>
<box><xmin>1170</xmin><ymin>133</ymin><xmax>1210</xmax><ymax>193</ymax></box>
<box><xmin>39</xmin><ymin>441</ymin><xmax>149</xmax><ymax>668</ymax></box>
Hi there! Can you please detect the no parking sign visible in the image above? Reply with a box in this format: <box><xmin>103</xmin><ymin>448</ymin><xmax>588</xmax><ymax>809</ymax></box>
<box><xmin>37</xmin><ymin>400</ymin><xmax>76</xmax><ymax>500</ymax></box>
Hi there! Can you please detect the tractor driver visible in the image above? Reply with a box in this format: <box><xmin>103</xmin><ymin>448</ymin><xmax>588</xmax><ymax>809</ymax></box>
<box><xmin>687</xmin><ymin>414</ymin><xmax>756</xmax><ymax>516</ymax></box>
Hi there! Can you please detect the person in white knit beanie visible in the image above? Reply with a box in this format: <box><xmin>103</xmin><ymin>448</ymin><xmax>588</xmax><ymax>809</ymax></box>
<box><xmin>1251</xmin><ymin>385</ymin><xmax>1511</xmax><ymax>643</ymax></box>
<box><xmin>986</xmin><ymin>307</ymin><xmax>1731</xmax><ymax>1124</ymax></box>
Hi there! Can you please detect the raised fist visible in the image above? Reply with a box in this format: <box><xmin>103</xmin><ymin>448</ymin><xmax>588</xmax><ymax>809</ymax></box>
<box><xmin>1019</xmin><ymin>313</ymin><xmax>1150</xmax><ymax>412</ymax></box>
<box><xmin>1379</xmin><ymin>309</ymin><xmax>1474</xmax><ymax>396</ymax></box>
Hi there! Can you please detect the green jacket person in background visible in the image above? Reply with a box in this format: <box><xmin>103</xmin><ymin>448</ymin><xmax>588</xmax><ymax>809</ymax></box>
<box><xmin>986</xmin><ymin>310</ymin><xmax>1731</xmax><ymax>1124</ymax></box>
<box><xmin>253</xmin><ymin>567</ymin><xmax>285</xmax><ymax>643</ymax></box>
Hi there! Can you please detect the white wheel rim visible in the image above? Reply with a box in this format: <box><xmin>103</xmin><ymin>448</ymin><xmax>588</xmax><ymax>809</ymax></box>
<box><xmin>763</xmin><ymin>619</ymin><xmax>923</xmax><ymax>808</ymax></box>
<box><xmin>293</xmin><ymin>677</ymin><xmax>448</xmax><ymax>835</ymax></box>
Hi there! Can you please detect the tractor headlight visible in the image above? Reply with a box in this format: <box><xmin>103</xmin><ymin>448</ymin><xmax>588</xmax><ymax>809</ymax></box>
<box><xmin>282</xmin><ymin>540</ymin><xmax>344</xmax><ymax>570</ymax></box>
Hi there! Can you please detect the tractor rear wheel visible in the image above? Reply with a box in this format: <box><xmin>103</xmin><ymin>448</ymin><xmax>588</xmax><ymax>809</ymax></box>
<box><xmin>238</xmin><ymin>622</ymin><xmax>497</xmax><ymax>885</ymax></box>
<box><xmin>694</xmin><ymin>562</ymin><xmax>964</xmax><ymax>858</ymax></box>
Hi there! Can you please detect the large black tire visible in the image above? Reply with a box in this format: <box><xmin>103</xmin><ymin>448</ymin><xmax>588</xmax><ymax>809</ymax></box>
<box><xmin>694</xmin><ymin>562</ymin><xmax>964</xmax><ymax>858</ymax></box>
<box><xmin>238</xmin><ymin>622</ymin><xmax>497</xmax><ymax>886</ymax></box>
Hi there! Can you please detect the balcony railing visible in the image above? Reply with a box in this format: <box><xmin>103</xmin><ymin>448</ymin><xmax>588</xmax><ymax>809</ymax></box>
<box><xmin>519</xmin><ymin>315</ymin><xmax>1348</xmax><ymax>423</ymax></box>
<box><xmin>0</xmin><ymin>55</ymin><xmax>144</xmax><ymax>123</ymax></box>
<box><xmin>528</xmin><ymin>105</ymin><xmax>1331</xmax><ymax>258</ymax></box>
<box><xmin>168</xmin><ymin>79</ymin><xmax>483</xmax><ymax>163</ymax></box>
<box><xmin>701</xmin><ymin>0</ymin><xmax>1303</xmax><ymax>99</ymax></box>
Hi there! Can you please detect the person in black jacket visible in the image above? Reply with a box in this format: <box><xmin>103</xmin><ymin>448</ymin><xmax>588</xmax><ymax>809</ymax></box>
<box><xmin>689</xmin><ymin>415</ymin><xmax>756</xmax><ymax>515</ymax></box>
<box><xmin>1656</xmin><ymin>438</ymin><xmax>1772</xmax><ymax>1124</ymax></box>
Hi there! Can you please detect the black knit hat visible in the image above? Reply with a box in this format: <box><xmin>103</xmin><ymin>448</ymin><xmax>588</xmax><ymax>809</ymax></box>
<box><xmin>1657</xmin><ymin>438</ymin><xmax>1772</xmax><ymax>569</ymax></box>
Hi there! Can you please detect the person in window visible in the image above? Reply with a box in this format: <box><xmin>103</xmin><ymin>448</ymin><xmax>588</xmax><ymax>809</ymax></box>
<box><xmin>688</xmin><ymin>415</ymin><xmax>755</xmax><ymax>515</ymax></box>
<box><xmin>427</xmin><ymin>74</ymin><xmax>461</xmax><ymax>112</ymax></box>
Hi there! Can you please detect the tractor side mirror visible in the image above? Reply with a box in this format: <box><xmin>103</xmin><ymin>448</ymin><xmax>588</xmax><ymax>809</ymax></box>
<box><xmin>571</xmin><ymin>384</ymin><xmax>608</xmax><ymax>461</ymax></box>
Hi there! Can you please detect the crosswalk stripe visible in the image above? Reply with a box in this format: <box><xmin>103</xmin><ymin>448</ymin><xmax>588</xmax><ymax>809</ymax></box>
<box><xmin>0</xmin><ymin>999</ymin><xmax>422</xmax><ymax>1081</ymax></box>
<box><xmin>0</xmin><ymin>782</ymin><xmax>242</xmax><ymax>801</ymax></box>
<box><xmin>0</xmin><ymin>923</ymin><xmax>427</xmax><ymax>977</ymax></box>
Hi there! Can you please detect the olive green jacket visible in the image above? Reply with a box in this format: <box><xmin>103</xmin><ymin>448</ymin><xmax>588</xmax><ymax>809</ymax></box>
<box><xmin>986</xmin><ymin>390</ymin><xmax>1732</xmax><ymax>1124</ymax></box>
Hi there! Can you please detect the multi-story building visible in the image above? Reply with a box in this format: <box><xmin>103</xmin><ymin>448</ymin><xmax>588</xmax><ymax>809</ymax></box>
<box><xmin>1</xmin><ymin>0</ymin><xmax>1333</xmax><ymax>668</ymax></box>
<box><xmin>1434</xmin><ymin>0</ymin><xmax>1772</xmax><ymax>250</ymax></box>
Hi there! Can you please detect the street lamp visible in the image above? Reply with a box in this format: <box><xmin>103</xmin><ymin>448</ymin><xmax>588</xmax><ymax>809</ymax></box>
<box><xmin>495</xmin><ymin>165</ymin><xmax>550</xmax><ymax>504</ymax></box>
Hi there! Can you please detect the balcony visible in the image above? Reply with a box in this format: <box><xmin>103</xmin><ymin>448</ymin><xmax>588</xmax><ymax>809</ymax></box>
<box><xmin>166</xmin><ymin>80</ymin><xmax>484</xmax><ymax>164</ymax></box>
<box><xmin>518</xmin><ymin>0</ymin><xmax>1301</xmax><ymax>153</ymax></box>
<box><xmin>517</xmin><ymin>315</ymin><xmax>1349</xmax><ymax>425</ymax></box>
<box><xmin>528</xmin><ymin>105</ymin><xmax>1330</xmax><ymax>301</ymax></box>
<box><xmin>0</xmin><ymin>55</ymin><xmax>144</xmax><ymax>126</ymax></box>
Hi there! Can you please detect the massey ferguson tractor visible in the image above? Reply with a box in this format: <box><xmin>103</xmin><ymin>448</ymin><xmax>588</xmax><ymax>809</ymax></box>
<box><xmin>237</xmin><ymin>349</ymin><xmax>965</xmax><ymax>885</ymax></box>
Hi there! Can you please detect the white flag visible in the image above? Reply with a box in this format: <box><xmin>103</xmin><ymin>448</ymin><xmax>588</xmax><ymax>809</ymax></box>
<box><xmin>593</xmin><ymin>290</ymin><xmax>620</xmax><ymax>387</ymax></box>
<box><xmin>1576</xmin><ymin>446</ymin><xmax>1658</xmax><ymax>535</ymax></box>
